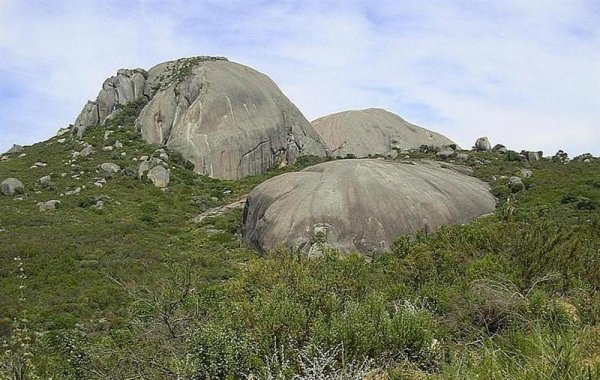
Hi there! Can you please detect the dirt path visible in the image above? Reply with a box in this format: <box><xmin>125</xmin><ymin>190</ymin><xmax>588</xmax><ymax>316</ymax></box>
<box><xmin>192</xmin><ymin>196</ymin><xmax>247</xmax><ymax>223</ymax></box>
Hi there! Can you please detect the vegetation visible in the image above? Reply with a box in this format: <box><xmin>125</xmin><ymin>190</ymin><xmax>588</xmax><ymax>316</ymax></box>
<box><xmin>1</xmin><ymin>131</ymin><xmax>599</xmax><ymax>378</ymax></box>
<box><xmin>152</xmin><ymin>56</ymin><xmax>229</xmax><ymax>92</ymax></box>
<box><xmin>105</xmin><ymin>98</ymin><xmax>149</xmax><ymax>128</ymax></box>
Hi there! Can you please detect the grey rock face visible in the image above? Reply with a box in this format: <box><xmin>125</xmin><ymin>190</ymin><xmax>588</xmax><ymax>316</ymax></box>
<box><xmin>1</xmin><ymin>178</ymin><xmax>25</xmax><ymax>195</ymax></box>
<box><xmin>243</xmin><ymin>159</ymin><xmax>496</xmax><ymax>254</ymax></box>
<box><xmin>73</xmin><ymin>56</ymin><xmax>327</xmax><ymax>179</ymax></box>
<box><xmin>138</xmin><ymin>58</ymin><xmax>327</xmax><ymax>179</ymax></box>
<box><xmin>147</xmin><ymin>166</ymin><xmax>170</xmax><ymax>188</ymax></box>
<box><xmin>311</xmin><ymin>108</ymin><xmax>455</xmax><ymax>158</ymax></box>
<box><xmin>475</xmin><ymin>137</ymin><xmax>492</xmax><ymax>151</ymax></box>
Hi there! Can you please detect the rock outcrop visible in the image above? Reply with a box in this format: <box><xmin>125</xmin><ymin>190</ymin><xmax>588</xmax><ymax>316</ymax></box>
<box><xmin>73</xmin><ymin>56</ymin><xmax>328</xmax><ymax>179</ymax></box>
<box><xmin>243</xmin><ymin>159</ymin><xmax>496</xmax><ymax>254</ymax></box>
<box><xmin>521</xmin><ymin>151</ymin><xmax>541</xmax><ymax>162</ymax></box>
<box><xmin>74</xmin><ymin>68</ymin><xmax>148</xmax><ymax>128</ymax></box>
<box><xmin>310</xmin><ymin>108</ymin><xmax>456</xmax><ymax>158</ymax></box>
<box><xmin>5</xmin><ymin>145</ymin><xmax>24</xmax><ymax>155</ymax></box>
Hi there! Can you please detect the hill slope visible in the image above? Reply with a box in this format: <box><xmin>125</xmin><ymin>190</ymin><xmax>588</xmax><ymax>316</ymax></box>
<box><xmin>1</xmin><ymin>130</ymin><xmax>599</xmax><ymax>378</ymax></box>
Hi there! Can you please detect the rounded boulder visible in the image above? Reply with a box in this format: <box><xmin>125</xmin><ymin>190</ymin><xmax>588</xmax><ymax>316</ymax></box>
<box><xmin>311</xmin><ymin>108</ymin><xmax>456</xmax><ymax>157</ymax></box>
<box><xmin>1</xmin><ymin>178</ymin><xmax>25</xmax><ymax>196</ymax></box>
<box><xmin>243</xmin><ymin>159</ymin><xmax>496</xmax><ymax>254</ymax></box>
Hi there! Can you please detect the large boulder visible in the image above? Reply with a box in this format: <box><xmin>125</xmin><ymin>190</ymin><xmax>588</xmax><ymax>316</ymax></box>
<box><xmin>147</xmin><ymin>166</ymin><xmax>170</xmax><ymax>188</ymax></box>
<box><xmin>243</xmin><ymin>159</ymin><xmax>496</xmax><ymax>254</ymax></box>
<box><xmin>73</xmin><ymin>56</ymin><xmax>328</xmax><ymax>179</ymax></box>
<box><xmin>474</xmin><ymin>137</ymin><xmax>492</xmax><ymax>151</ymax></box>
<box><xmin>311</xmin><ymin>108</ymin><xmax>455</xmax><ymax>157</ymax></box>
<box><xmin>1</xmin><ymin>178</ymin><xmax>24</xmax><ymax>195</ymax></box>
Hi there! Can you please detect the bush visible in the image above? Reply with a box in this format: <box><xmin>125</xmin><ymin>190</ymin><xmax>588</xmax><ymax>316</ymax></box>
<box><xmin>104</xmin><ymin>98</ymin><xmax>148</xmax><ymax>128</ymax></box>
<box><xmin>295</xmin><ymin>155</ymin><xmax>326</xmax><ymax>168</ymax></box>
<box><xmin>78</xmin><ymin>197</ymin><xmax>97</xmax><ymax>208</ymax></box>
<box><xmin>561</xmin><ymin>194</ymin><xmax>598</xmax><ymax>210</ymax></box>
<box><xmin>504</xmin><ymin>150</ymin><xmax>523</xmax><ymax>162</ymax></box>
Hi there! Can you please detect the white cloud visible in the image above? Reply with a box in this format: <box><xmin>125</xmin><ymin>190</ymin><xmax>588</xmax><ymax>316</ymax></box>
<box><xmin>1</xmin><ymin>0</ymin><xmax>599</xmax><ymax>155</ymax></box>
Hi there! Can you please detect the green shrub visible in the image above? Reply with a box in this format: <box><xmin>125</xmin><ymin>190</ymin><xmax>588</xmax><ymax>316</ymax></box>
<box><xmin>105</xmin><ymin>98</ymin><xmax>148</xmax><ymax>128</ymax></box>
<box><xmin>505</xmin><ymin>150</ymin><xmax>523</xmax><ymax>162</ymax></box>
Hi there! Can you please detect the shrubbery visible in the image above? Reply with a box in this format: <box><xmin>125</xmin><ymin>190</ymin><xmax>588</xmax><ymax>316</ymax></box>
<box><xmin>1</xmin><ymin>133</ymin><xmax>599</xmax><ymax>378</ymax></box>
<box><xmin>104</xmin><ymin>97</ymin><xmax>148</xmax><ymax>128</ymax></box>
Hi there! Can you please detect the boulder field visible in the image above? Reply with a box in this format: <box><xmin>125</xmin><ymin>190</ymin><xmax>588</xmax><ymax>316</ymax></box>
<box><xmin>243</xmin><ymin>159</ymin><xmax>495</xmax><ymax>254</ymax></box>
<box><xmin>311</xmin><ymin>108</ymin><xmax>456</xmax><ymax>157</ymax></box>
<box><xmin>73</xmin><ymin>56</ymin><xmax>327</xmax><ymax>179</ymax></box>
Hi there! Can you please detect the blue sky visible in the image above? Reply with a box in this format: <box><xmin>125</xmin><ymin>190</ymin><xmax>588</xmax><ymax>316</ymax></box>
<box><xmin>1</xmin><ymin>0</ymin><xmax>599</xmax><ymax>155</ymax></box>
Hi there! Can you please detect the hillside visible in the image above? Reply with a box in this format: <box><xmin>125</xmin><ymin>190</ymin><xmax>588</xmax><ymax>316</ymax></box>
<box><xmin>1</xmin><ymin>123</ymin><xmax>599</xmax><ymax>378</ymax></box>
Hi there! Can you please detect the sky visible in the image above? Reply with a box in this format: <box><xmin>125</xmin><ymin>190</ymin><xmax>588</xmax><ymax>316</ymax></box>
<box><xmin>1</xmin><ymin>0</ymin><xmax>599</xmax><ymax>155</ymax></box>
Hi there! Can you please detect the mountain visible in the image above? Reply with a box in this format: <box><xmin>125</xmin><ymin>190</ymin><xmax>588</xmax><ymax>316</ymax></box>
<box><xmin>73</xmin><ymin>56</ymin><xmax>327</xmax><ymax>179</ymax></box>
<box><xmin>311</xmin><ymin>108</ymin><xmax>456</xmax><ymax>157</ymax></box>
